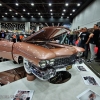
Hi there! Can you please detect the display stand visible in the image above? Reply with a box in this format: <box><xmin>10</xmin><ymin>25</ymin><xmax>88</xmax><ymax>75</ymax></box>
<box><xmin>27</xmin><ymin>74</ymin><xmax>36</xmax><ymax>81</ymax></box>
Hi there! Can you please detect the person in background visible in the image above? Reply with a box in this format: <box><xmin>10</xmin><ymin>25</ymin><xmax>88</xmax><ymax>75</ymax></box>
<box><xmin>87</xmin><ymin>24</ymin><xmax>100</xmax><ymax>62</ymax></box>
<box><xmin>0</xmin><ymin>30</ymin><xmax>6</xmax><ymax>40</ymax></box>
<box><xmin>12</xmin><ymin>33</ymin><xmax>16</xmax><ymax>43</ymax></box>
<box><xmin>19</xmin><ymin>34</ymin><xmax>24</xmax><ymax>41</ymax></box>
<box><xmin>0</xmin><ymin>30</ymin><xmax>1</xmax><ymax>39</ymax></box>
<box><xmin>16</xmin><ymin>31</ymin><xmax>21</xmax><ymax>42</ymax></box>
<box><xmin>94</xmin><ymin>25</ymin><xmax>100</xmax><ymax>61</ymax></box>
<box><xmin>65</xmin><ymin>33</ymin><xmax>70</xmax><ymax>44</ymax></box>
<box><xmin>79</xmin><ymin>27</ymin><xmax>90</xmax><ymax>59</ymax></box>
<box><xmin>73</xmin><ymin>31</ymin><xmax>78</xmax><ymax>45</ymax></box>
<box><xmin>69</xmin><ymin>32</ymin><xmax>73</xmax><ymax>45</ymax></box>
<box><xmin>5</xmin><ymin>30</ymin><xmax>10</xmax><ymax>41</ymax></box>
<box><xmin>77</xmin><ymin>28</ymin><xmax>84</xmax><ymax>47</ymax></box>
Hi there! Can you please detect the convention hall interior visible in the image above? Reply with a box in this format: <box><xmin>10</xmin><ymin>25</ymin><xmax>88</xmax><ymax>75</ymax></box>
<box><xmin>0</xmin><ymin>0</ymin><xmax>100</xmax><ymax>100</ymax></box>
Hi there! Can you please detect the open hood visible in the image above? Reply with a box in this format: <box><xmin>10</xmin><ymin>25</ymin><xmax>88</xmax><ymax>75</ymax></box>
<box><xmin>23</xmin><ymin>27</ymin><xmax>69</xmax><ymax>42</ymax></box>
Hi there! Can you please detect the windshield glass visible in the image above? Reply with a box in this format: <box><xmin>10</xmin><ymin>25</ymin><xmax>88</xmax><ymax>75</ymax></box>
<box><xmin>50</xmin><ymin>33</ymin><xmax>69</xmax><ymax>45</ymax></box>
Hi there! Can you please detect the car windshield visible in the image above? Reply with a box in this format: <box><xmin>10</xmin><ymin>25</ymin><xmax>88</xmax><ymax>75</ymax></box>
<box><xmin>50</xmin><ymin>33</ymin><xmax>69</xmax><ymax>45</ymax></box>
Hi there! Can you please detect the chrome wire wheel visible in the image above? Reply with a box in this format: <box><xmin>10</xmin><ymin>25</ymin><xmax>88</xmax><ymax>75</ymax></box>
<box><xmin>23</xmin><ymin>58</ymin><xmax>32</xmax><ymax>74</ymax></box>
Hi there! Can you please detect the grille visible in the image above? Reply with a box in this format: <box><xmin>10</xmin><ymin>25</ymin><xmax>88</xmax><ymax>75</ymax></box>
<box><xmin>54</xmin><ymin>54</ymin><xmax>76</xmax><ymax>67</ymax></box>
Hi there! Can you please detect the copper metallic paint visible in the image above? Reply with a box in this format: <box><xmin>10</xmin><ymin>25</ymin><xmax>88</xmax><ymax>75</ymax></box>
<box><xmin>0</xmin><ymin>41</ymin><xmax>13</xmax><ymax>60</ymax></box>
<box><xmin>0</xmin><ymin>27</ymin><xmax>84</xmax><ymax>64</ymax></box>
<box><xmin>13</xmin><ymin>42</ymin><xmax>56</xmax><ymax>59</ymax></box>
<box><xmin>73</xmin><ymin>46</ymin><xmax>85</xmax><ymax>52</ymax></box>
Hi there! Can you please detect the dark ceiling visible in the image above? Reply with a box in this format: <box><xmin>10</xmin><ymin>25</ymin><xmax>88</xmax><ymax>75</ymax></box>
<box><xmin>0</xmin><ymin>0</ymin><xmax>94</xmax><ymax>19</ymax></box>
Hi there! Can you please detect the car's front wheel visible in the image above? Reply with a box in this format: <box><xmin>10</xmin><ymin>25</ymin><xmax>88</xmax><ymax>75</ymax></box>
<box><xmin>23</xmin><ymin>58</ymin><xmax>32</xmax><ymax>74</ymax></box>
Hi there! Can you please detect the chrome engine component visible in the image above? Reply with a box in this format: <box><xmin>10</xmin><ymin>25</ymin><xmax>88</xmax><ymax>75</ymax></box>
<box><xmin>77</xmin><ymin>52</ymin><xmax>83</xmax><ymax>57</ymax></box>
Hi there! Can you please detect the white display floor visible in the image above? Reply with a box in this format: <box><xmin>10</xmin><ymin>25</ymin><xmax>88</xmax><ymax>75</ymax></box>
<box><xmin>0</xmin><ymin>61</ymin><xmax>100</xmax><ymax>100</ymax></box>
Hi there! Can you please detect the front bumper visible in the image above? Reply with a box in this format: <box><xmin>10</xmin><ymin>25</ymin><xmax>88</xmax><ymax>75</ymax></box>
<box><xmin>29</xmin><ymin>54</ymin><xmax>83</xmax><ymax>81</ymax></box>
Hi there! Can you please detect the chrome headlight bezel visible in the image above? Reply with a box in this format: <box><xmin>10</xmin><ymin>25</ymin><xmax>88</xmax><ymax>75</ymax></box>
<box><xmin>39</xmin><ymin>59</ymin><xmax>55</xmax><ymax>68</ymax></box>
<box><xmin>49</xmin><ymin>59</ymin><xmax>55</xmax><ymax>66</ymax></box>
<box><xmin>39</xmin><ymin>60</ymin><xmax>47</xmax><ymax>68</ymax></box>
<box><xmin>77</xmin><ymin>52</ymin><xmax>83</xmax><ymax>57</ymax></box>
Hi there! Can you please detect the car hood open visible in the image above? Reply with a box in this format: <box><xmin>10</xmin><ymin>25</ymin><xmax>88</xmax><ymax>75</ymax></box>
<box><xmin>23</xmin><ymin>27</ymin><xmax>69</xmax><ymax>42</ymax></box>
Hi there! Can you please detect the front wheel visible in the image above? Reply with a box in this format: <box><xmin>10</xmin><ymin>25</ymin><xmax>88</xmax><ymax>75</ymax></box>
<box><xmin>23</xmin><ymin>58</ymin><xmax>32</xmax><ymax>74</ymax></box>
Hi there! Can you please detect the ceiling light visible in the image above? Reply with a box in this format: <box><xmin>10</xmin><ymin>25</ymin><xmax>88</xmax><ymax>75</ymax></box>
<box><xmin>9</xmin><ymin>9</ymin><xmax>12</xmax><ymax>11</ymax></box>
<box><xmin>38</xmin><ymin>13</ymin><xmax>41</xmax><ymax>15</ymax></box>
<box><xmin>31</xmin><ymin>16</ymin><xmax>33</xmax><ymax>17</ymax></box>
<box><xmin>50</xmin><ymin>9</ymin><xmax>52</xmax><ymax>12</ymax></box>
<box><xmin>12</xmin><ymin>16</ymin><xmax>14</xmax><ymax>17</ymax></box>
<box><xmin>23</xmin><ymin>9</ymin><xmax>26</xmax><ymax>11</ymax></box>
<box><xmin>63</xmin><ymin>9</ymin><xmax>66</xmax><ymax>12</ymax></box>
<box><xmin>67</xmin><ymin>16</ymin><xmax>69</xmax><ymax>18</ymax></box>
<box><xmin>2</xmin><ymin>16</ymin><xmax>4</xmax><ymax>17</ymax></box>
<box><xmin>15</xmin><ymin>3</ymin><xmax>19</xmax><ymax>6</ymax></box>
<box><xmin>65</xmin><ymin>3</ymin><xmax>69</xmax><ymax>6</ymax></box>
<box><xmin>70</xmin><ymin>13</ymin><xmax>72</xmax><ymax>15</ymax></box>
<box><xmin>0</xmin><ymin>3</ymin><xmax>2</xmax><ymax>6</ymax></box>
<box><xmin>72</xmin><ymin>9</ymin><xmax>75</xmax><ymax>12</ymax></box>
<box><xmin>15</xmin><ymin>13</ymin><xmax>18</xmax><ymax>15</ymax></box>
<box><xmin>77</xmin><ymin>3</ymin><xmax>80</xmax><ymax>6</ymax></box>
<box><xmin>49</xmin><ymin>3</ymin><xmax>52</xmax><ymax>6</ymax></box>
<box><xmin>31</xmin><ymin>3</ymin><xmax>34</xmax><ymax>6</ymax></box>
<box><xmin>61</xmin><ymin>16</ymin><xmax>63</xmax><ymax>18</ymax></box>
<box><xmin>41</xmin><ymin>16</ymin><xmax>42</xmax><ymax>18</ymax></box>
<box><xmin>5</xmin><ymin>13</ymin><xmax>7</xmax><ymax>15</ymax></box>
<box><xmin>27</xmin><ymin>13</ymin><xmax>30</xmax><ymax>15</ymax></box>
<box><xmin>21</xmin><ymin>16</ymin><xmax>23</xmax><ymax>17</ymax></box>
<box><xmin>51</xmin><ymin>13</ymin><xmax>53</xmax><ymax>15</ymax></box>
<box><xmin>62</xmin><ymin>13</ymin><xmax>64</xmax><ymax>15</ymax></box>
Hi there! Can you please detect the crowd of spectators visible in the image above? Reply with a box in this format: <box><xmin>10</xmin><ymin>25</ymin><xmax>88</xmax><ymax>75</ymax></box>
<box><xmin>0</xmin><ymin>29</ymin><xmax>35</xmax><ymax>42</ymax></box>
<box><xmin>75</xmin><ymin>24</ymin><xmax>100</xmax><ymax>62</ymax></box>
<box><xmin>54</xmin><ymin>24</ymin><xmax>100</xmax><ymax>62</ymax></box>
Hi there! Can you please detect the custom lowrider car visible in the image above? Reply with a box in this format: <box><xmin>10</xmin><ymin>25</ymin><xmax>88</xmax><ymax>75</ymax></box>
<box><xmin>0</xmin><ymin>27</ymin><xmax>84</xmax><ymax>81</ymax></box>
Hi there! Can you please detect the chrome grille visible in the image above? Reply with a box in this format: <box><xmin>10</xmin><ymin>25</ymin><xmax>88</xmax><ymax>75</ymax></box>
<box><xmin>54</xmin><ymin>54</ymin><xmax>76</xmax><ymax>67</ymax></box>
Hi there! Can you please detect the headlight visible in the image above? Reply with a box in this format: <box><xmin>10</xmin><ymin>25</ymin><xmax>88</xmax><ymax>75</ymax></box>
<box><xmin>39</xmin><ymin>60</ymin><xmax>47</xmax><ymax>68</ymax></box>
<box><xmin>77</xmin><ymin>52</ymin><xmax>83</xmax><ymax>57</ymax></box>
<box><xmin>49</xmin><ymin>59</ymin><xmax>55</xmax><ymax>66</ymax></box>
<box><xmin>39</xmin><ymin>59</ymin><xmax>55</xmax><ymax>68</ymax></box>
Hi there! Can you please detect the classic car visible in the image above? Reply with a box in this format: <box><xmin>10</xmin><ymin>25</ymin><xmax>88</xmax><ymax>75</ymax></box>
<box><xmin>0</xmin><ymin>27</ymin><xmax>84</xmax><ymax>81</ymax></box>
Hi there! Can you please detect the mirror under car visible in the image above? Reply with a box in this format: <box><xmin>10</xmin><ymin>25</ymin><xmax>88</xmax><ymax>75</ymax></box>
<box><xmin>48</xmin><ymin>71</ymin><xmax>71</xmax><ymax>84</ymax></box>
